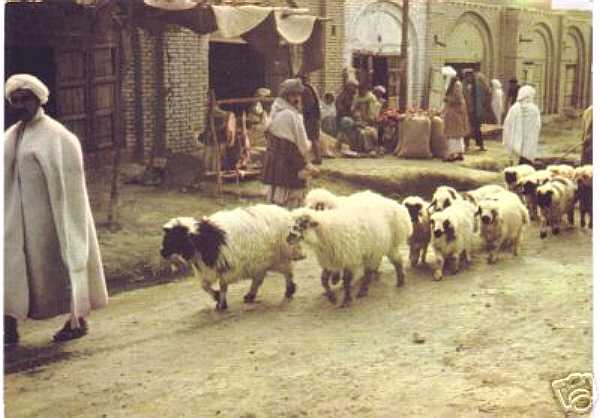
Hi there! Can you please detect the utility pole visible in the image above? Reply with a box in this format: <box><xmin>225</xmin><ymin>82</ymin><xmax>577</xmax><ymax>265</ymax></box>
<box><xmin>398</xmin><ymin>0</ymin><xmax>409</xmax><ymax>112</ymax></box>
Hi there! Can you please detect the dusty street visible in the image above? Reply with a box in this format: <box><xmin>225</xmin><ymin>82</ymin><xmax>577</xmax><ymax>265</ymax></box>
<box><xmin>5</xmin><ymin>220</ymin><xmax>592</xmax><ymax>418</ymax></box>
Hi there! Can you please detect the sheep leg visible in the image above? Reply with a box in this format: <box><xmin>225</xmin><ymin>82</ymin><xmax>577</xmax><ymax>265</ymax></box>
<box><xmin>420</xmin><ymin>244</ymin><xmax>429</xmax><ymax>266</ymax></box>
<box><xmin>487</xmin><ymin>244</ymin><xmax>498</xmax><ymax>264</ymax></box>
<box><xmin>540</xmin><ymin>217</ymin><xmax>549</xmax><ymax>239</ymax></box>
<box><xmin>284</xmin><ymin>272</ymin><xmax>296</xmax><ymax>299</ymax></box>
<box><xmin>409</xmin><ymin>246</ymin><xmax>420</xmax><ymax>267</ymax></box>
<box><xmin>321</xmin><ymin>270</ymin><xmax>337</xmax><ymax>304</ymax></box>
<box><xmin>589</xmin><ymin>210</ymin><xmax>593</xmax><ymax>229</ymax></box>
<box><xmin>568</xmin><ymin>207</ymin><xmax>575</xmax><ymax>227</ymax></box>
<box><xmin>513</xmin><ymin>230</ymin><xmax>523</xmax><ymax>256</ymax></box>
<box><xmin>433</xmin><ymin>254</ymin><xmax>444</xmax><ymax>281</ymax></box>
<box><xmin>340</xmin><ymin>271</ymin><xmax>353</xmax><ymax>308</ymax></box>
<box><xmin>244</xmin><ymin>275</ymin><xmax>265</xmax><ymax>304</ymax></box>
<box><xmin>216</xmin><ymin>282</ymin><xmax>228</xmax><ymax>311</ymax></box>
<box><xmin>580</xmin><ymin>208</ymin><xmax>586</xmax><ymax>228</ymax></box>
<box><xmin>330</xmin><ymin>271</ymin><xmax>342</xmax><ymax>285</ymax></box>
<box><xmin>552</xmin><ymin>216</ymin><xmax>561</xmax><ymax>235</ymax></box>
<box><xmin>356</xmin><ymin>270</ymin><xmax>375</xmax><ymax>298</ymax></box>
<box><xmin>393</xmin><ymin>258</ymin><xmax>405</xmax><ymax>288</ymax></box>
<box><xmin>449</xmin><ymin>255</ymin><xmax>460</xmax><ymax>275</ymax></box>
<box><xmin>201</xmin><ymin>280</ymin><xmax>220</xmax><ymax>303</ymax></box>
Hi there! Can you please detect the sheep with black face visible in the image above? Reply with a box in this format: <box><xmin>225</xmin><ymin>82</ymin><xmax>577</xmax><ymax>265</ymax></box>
<box><xmin>429</xmin><ymin>185</ymin><xmax>463</xmax><ymax>215</ymax></box>
<box><xmin>429</xmin><ymin>200</ymin><xmax>476</xmax><ymax>281</ymax></box>
<box><xmin>515</xmin><ymin>169</ymin><xmax>552</xmax><ymax>221</ymax></box>
<box><xmin>402</xmin><ymin>195</ymin><xmax>431</xmax><ymax>267</ymax></box>
<box><xmin>536</xmin><ymin>177</ymin><xmax>578</xmax><ymax>239</ymax></box>
<box><xmin>503</xmin><ymin>164</ymin><xmax>535</xmax><ymax>193</ymax></box>
<box><xmin>161</xmin><ymin>204</ymin><xmax>297</xmax><ymax>311</ymax></box>
<box><xmin>574</xmin><ymin>165</ymin><xmax>593</xmax><ymax>229</ymax></box>
<box><xmin>477</xmin><ymin>191</ymin><xmax>529</xmax><ymax>264</ymax></box>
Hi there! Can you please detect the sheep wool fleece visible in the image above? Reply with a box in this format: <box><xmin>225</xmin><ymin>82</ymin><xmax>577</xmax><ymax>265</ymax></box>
<box><xmin>4</xmin><ymin>108</ymin><xmax>108</xmax><ymax>321</ymax></box>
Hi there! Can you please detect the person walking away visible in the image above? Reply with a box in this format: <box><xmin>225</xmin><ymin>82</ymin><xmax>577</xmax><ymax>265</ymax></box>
<box><xmin>506</xmin><ymin>78</ymin><xmax>521</xmax><ymax>109</ymax></box>
<box><xmin>442</xmin><ymin>71</ymin><xmax>471</xmax><ymax>162</ymax></box>
<box><xmin>299</xmin><ymin>73</ymin><xmax>322</xmax><ymax>165</ymax></box>
<box><xmin>463</xmin><ymin>69</ymin><xmax>492</xmax><ymax>152</ymax></box>
<box><xmin>320</xmin><ymin>92</ymin><xmax>337</xmax><ymax>137</ymax></box>
<box><xmin>262</xmin><ymin>78</ymin><xmax>314</xmax><ymax>209</ymax></box>
<box><xmin>502</xmin><ymin>85</ymin><xmax>541</xmax><ymax>165</ymax></box>
<box><xmin>581</xmin><ymin>105</ymin><xmax>593</xmax><ymax>165</ymax></box>
<box><xmin>4</xmin><ymin>74</ymin><xmax>108</xmax><ymax>346</ymax></box>
<box><xmin>491</xmin><ymin>79</ymin><xmax>505</xmax><ymax>124</ymax></box>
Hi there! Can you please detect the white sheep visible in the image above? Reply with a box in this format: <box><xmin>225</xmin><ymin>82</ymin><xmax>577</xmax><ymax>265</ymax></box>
<box><xmin>515</xmin><ymin>169</ymin><xmax>552</xmax><ymax>221</ymax></box>
<box><xmin>402</xmin><ymin>195</ymin><xmax>431</xmax><ymax>267</ymax></box>
<box><xmin>477</xmin><ymin>191</ymin><xmax>529</xmax><ymax>264</ymax></box>
<box><xmin>463</xmin><ymin>184</ymin><xmax>506</xmax><ymax>204</ymax></box>
<box><xmin>429</xmin><ymin>200</ymin><xmax>477</xmax><ymax>281</ymax></box>
<box><xmin>547</xmin><ymin>164</ymin><xmax>576</xmax><ymax>180</ymax></box>
<box><xmin>503</xmin><ymin>164</ymin><xmax>535</xmax><ymax>192</ymax></box>
<box><xmin>574</xmin><ymin>165</ymin><xmax>593</xmax><ymax>228</ymax></box>
<box><xmin>288</xmin><ymin>199</ymin><xmax>412</xmax><ymax>307</ymax></box>
<box><xmin>536</xmin><ymin>176</ymin><xmax>578</xmax><ymax>238</ymax></box>
<box><xmin>161</xmin><ymin>204</ymin><xmax>296</xmax><ymax>311</ymax></box>
<box><xmin>429</xmin><ymin>185</ymin><xmax>463</xmax><ymax>213</ymax></box>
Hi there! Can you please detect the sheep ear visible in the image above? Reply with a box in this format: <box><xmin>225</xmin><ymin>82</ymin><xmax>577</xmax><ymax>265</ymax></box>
<box><xmin>448</xmin><ymin>188</ymin><xmax>458</xmax><ymax>200</ymax></box>
<box><xmin>309</xmin><ymin>220</ymin><xmax>319</xmax><ymax>228</ymax></box>
<box><xmin>476</xmin><ymin>206</ymin><xmax>482</xmax><ymax>217</ymax></box>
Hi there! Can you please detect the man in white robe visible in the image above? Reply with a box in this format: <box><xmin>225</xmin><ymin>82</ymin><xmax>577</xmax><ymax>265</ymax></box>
<box><xmin>502</xmin><ymin>85</ymin><xmax>541</xmax><ymax>165</ymax></box>
<box><xmin>4</xmin><ymin>74</ymin><xmax>108</xmax><ymax>345</ymax></box>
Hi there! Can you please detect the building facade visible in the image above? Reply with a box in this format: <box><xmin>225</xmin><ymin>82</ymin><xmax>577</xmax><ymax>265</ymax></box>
<box><xmin>343</xmin><ymin>0</ymin><xmax>592</xmax><ymax>114</ymax></box>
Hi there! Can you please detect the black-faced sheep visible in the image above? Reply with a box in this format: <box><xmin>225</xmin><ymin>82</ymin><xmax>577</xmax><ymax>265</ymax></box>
<box><xmin>402</xmin><ymin>195</ymin><xmax>431</xmax><ymax>267</ymax></box>
<box><xmin>574</xmin><ymin>165</ymin><xmax>593</xmax><ymax>229</ymax></box>
<box><xmin>429</xmin><ymin>186</ymin><xmax>462</xmax><ymax>214</ymax></box>
<box><xmin>429</xmin><ymin>200</ymin><xmax>477</xmax><ymax>281</ymax></box>
<box><xmin>515</xmin><ymin>169</ymin><xmax>552</xmax><ymax>221</ymax></box>
<box><xmin>477</xmin><ymin>191</ymin><xmax>529</xmax><ymax>264</ymax></box>
<box><xmin>287</xmin><ymin>201</ymin><xmax>412</xmax><ymax>307</ymax></box>
<box><xmin>161</xmin><ymin>205</ymin><xmax>297</xmax><ymax>311</ymax></box>
<box><xmin>536</xmin><ymin>177</ymin><xmax>578</xmax><ymax>238</ymax></box>
<box><xmin>503</xmin><ymin>164</ymin><xmax>535</xmax><ymax>193</ymax></box>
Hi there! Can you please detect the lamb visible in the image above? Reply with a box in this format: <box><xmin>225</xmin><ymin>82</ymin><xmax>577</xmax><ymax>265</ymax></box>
<box><xmin>503</xmin><ymin>164</ymin><xmax>535</xmax><ymax>192</ymax></box>
<box><xmin>547</xmin><ymin>164</ymin><xmax>576</xmax><ymax>180</ymax></box>
<box><xmin>402</xmin><ymin>196</ymin><xmax>431</xmax><ymax>267</ymax></box>
<box><xmin>429</xmin><ymin>185</ymin><xmax>463</xmax><ymax>213</ymax></box>
<box><xmin>477</xmin><ymin>191</ymin><xmax>529</xmax><ymax>264</ymax></box>
<box><xmin>287</xmin><ymin>200</ymin><xmax>412</xmax><ymax>307</ymax></box>
<box><xmin>161</xmin><ymin>204</ymin><xmax>297</xmax><ymax>311</ymax></box>
<box><xmin>574</xmin><ymin>165</ymin><xmax>593</xmax><ymax>228</ymax></box>
<box><xmin>515</xmin><ymin>169</ymin><xmax>552</xmax><ymax>221</ymax></box>
<box><xmin>429</xmin><ymin>200</ymin><xmax>477</xmax><ymax>281</ymax></box>
<box><xmin>536</xmin><ymin>176</ymin><xmax>578</xmax><ymax>238</ymax></box>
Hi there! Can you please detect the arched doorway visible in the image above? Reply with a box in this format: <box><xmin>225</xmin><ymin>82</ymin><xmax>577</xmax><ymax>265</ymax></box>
<box><xmin>518</xmin><ymin>23</ymin><xmax>554</xmax><ymax>113</ymax></box>
<box><xmin>562</xmin><ymin>27</ymin><xmax>585</xmax><ymax>109</ymax></box>
<box><xmin>348</xmin><ymin>1</ymin><xmax>418</xmax><ymax>106</ymax></box>
<box><xmin>445</xmin><ymin>12</ymin><xmax>494</xmax><ymax>77</ymax></box>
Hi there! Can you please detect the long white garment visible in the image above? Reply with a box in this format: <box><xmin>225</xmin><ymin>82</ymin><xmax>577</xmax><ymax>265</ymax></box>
<box><xmin>448</xmin><ymin>137</ymin><xmax>465</xmax><ymax>155</ymax></box>
<box><xmin>491</xmin><ymin>79</ymin><xmax>504</xmax><ymax>124</ymax></box>
<box><xmin>502</xmin><ymin>86</ymin><xmax>541</xmax><ymax>162</ymax></box>
<box><xmin>266</xmin><ymin>97</ymin><xmax>312</xmax><ymax>156</ymax></box>
<box><xmin>4</xmin><ymin>108</ymin><xmax>108</xmax><ymax>321</ymax></box>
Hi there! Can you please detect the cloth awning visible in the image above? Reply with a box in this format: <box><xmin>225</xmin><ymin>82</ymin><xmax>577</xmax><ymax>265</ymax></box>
<box><xmin>134</xmin><ymin>1</ymin><xmax>325</xmax><ymax>72</ymax></box>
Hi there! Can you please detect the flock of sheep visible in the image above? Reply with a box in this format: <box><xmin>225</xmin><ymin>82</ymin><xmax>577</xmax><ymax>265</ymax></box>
<box><xmin>160</xmin><ymin>163</ymin><xmax>593</xmax><ymax>311</ymax></box>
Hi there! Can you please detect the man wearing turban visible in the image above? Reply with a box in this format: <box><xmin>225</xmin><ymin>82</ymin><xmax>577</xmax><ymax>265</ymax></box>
<box><xmin>4</xmin><ymin>74</ymin><xmax>108</xmax><ymax>345</ymax></box>
<box><xmin>262</xmin><ymin>78</ymin><xmax>314</xmax><ymax>209</ymax></box>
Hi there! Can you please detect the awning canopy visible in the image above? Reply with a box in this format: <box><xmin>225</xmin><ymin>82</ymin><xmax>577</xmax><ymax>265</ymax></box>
<box><xmin>133</xmin><ymin>1</ymin><xmax>325</xmax><ymax>72</ymax></box>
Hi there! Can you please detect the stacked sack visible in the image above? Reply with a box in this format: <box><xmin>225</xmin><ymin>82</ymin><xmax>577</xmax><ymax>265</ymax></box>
<box><xmin>393</xmin><ymin>109</ymin><xmax>448</xmax><ymax>160</ymax></box>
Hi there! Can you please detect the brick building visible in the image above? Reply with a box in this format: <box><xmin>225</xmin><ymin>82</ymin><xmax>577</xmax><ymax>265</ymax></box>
<box><xmin>343</xmin><ymin>0</ymin><xmax>592</xmax><ymax>114</ymax></box>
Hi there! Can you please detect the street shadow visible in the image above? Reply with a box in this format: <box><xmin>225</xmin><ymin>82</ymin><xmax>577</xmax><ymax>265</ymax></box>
<box><xmin>4</xmin><ymin>344</ymin><xmax>74</xmax><ymax>375</ymax></box>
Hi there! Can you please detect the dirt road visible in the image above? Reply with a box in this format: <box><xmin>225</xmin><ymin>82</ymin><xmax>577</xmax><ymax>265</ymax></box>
<box><xmin>5</xmin><ymin>220</ymin><xmax>592</xmax><ymax>418</ymax></box>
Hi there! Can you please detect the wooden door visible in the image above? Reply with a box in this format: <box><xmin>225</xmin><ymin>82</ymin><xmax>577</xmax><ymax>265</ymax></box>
<box><xmin>91</xmin><ymin>45</ymin><xmax>118</xmax><ymax>150</ymax></box>
<box><xmin>55</xmin><ymin>48</ymin><xmax>88</xmax><ymax>147</ymax></box>
<box><xmin>522</xmin><ymin>63</ymin><xmax>545</xmax><ymax>113</ymax></box>
<box><xmin>387</xmin><ymin>55</ymin><xmax>401</xmax><ymax>107</ymax></box>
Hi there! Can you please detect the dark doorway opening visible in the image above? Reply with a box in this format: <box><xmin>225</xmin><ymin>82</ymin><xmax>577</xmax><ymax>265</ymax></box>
<box><xmin>444</xmin><ymin>62</ymin><xmax>481</xmax><ymax>79</ymax></box>
<box><xmin>5</xmin><ymin>46</ymin><xmax>56</xmax><ymax>129</ymax></box>
<box><xmin>372</xmin><ymin>56</ymin><xmax>389</xmax><ymax>93</ymax></box>
<box><xmin>209</xmin><ymin>41</ymin><xmax>266</xmax><ymax>113</ymax></box>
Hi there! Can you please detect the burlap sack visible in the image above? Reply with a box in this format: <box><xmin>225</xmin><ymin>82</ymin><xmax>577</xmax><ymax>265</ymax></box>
<box><xmin>429</xmin><ymin>116</ymin><xmax>448</xmax><ymax>159</ymax></box>
<box><xmin>397</xmin><ymin>115</ymin><xmax>433</xmax><ymax>159</ymax></box>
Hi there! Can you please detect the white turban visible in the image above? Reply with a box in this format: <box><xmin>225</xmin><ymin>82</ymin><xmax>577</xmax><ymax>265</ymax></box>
<box><xmin>5</xmin><ymin>74</ymin><xmax>49</xmax><ymax>105</ymax></box>
<box><xmin>373</xmin><ymin>85</ymin><xmax>386</xmax><ymax>95</ymax></box>
<box><xmin>517</xmin><ymin>85</ymin><xmax>536</xmax><ymax>103</ymax></box>
<box><xmin>441</xmin><ymin>66</ymin><xmax>457</xmax><ymax>92</ymax></box>
<box><xmin>278</xmin><ymin>78</ymin><xmax>304</xmax><ymax>98</ymax></box>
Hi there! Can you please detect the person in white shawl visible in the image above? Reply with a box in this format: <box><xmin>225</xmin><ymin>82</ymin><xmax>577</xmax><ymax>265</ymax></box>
<box><xmin>490</xmin><ymin>79</ymin><xmax>504</xmax><ymax>124</ymax></box>
<box><xmin>262</xmin><ymin>78</ymin><xmax>314</xmax><ymax>209</ymax></box>
<box><xmin>4</xmin><ymin>74</ymin><xmax>108</xmax><ymax>345</ymax></box>
<box><xmin>502</xmin><ymin>85</ymin><xmax>541</xmax><ymax>165</ymax></box>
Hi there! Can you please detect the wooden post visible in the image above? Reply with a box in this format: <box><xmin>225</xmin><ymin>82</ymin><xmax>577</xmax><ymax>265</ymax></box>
<box><xmin>398</xmin><ymin>0</ymin><xmax>409</xmax><ymax>112</ymax></box>
<box><xmin>208</xmin><ymin>90</ymin><xmax>223</xmax><ymax>198</ymax></box>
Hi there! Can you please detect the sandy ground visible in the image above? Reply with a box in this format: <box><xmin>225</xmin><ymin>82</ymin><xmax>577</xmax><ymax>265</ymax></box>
<box><xmin>5</xmin><ymin>220</ymin><xmax>592</xmax><ymax>418</ymax></box>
